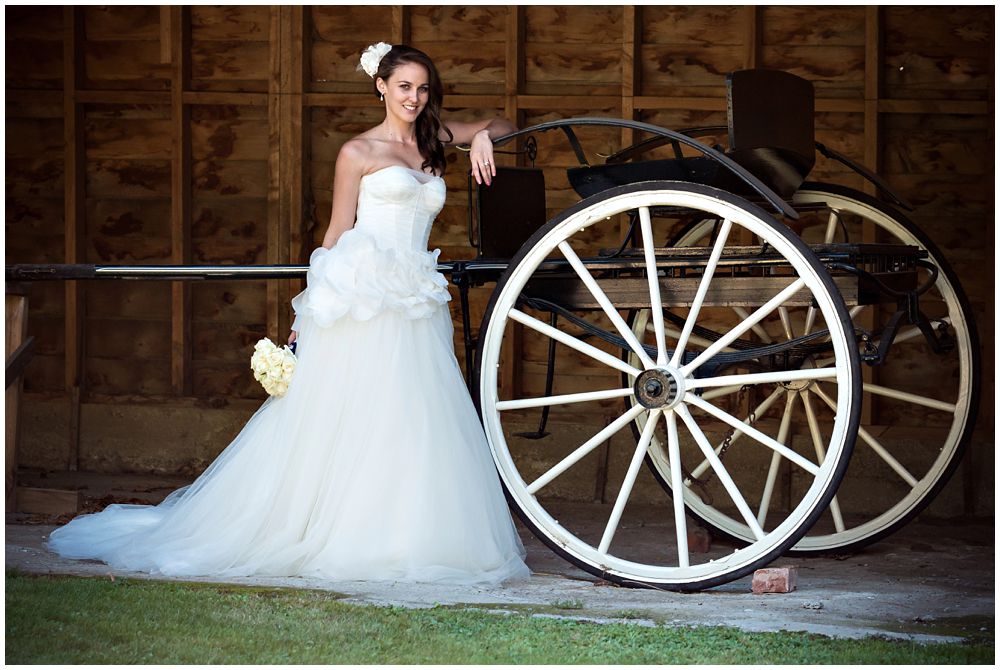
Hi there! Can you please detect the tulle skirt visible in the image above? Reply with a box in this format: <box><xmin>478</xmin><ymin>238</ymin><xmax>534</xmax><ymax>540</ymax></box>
<box><xmin>48</xmin><ymin>306</ymin><xmax>530</xmax><ymax>585</ymax></box>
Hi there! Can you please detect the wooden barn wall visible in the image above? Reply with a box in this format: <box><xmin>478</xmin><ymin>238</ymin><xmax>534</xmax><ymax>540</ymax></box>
<box><xmin>5</xmin><ymin>6</ymin><xmax>994</xmax><ymax>511</ymax></box>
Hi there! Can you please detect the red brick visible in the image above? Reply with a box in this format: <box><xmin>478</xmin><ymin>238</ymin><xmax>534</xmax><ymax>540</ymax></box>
<box><xmin>751</xmin><ymin>566</ymin><xmax>798</xmax><ymax>594</ymax></box>
<box><xmin>687</xmin><ymin>524</ymin><xmax>712</xmax><ymax>553</ymax></box>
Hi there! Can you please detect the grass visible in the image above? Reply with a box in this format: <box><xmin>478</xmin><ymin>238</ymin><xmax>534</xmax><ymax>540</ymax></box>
<box><xmin>5</xmin><ymin>572</ymin><xmax>994</xmax><ymax>665</ymax></box>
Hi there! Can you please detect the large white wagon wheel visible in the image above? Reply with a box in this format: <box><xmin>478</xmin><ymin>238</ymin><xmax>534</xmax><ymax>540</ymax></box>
<box><xmin>475</xmin><ymin>181</ymin><xmax>861</xmax><ymax>590</ymax></box>
<box><xmin>632</xmin><ymin>182</ymin><xmax>979</xmax><ymax>555</ymax></box>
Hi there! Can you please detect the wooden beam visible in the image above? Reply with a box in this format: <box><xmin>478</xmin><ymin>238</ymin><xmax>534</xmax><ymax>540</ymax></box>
<box><xmin>879</xmin><ymin>99</ymin><xmax>991</xmax><ymax>115</ymax></box>
<box><xmin>170</xmin><ymin>6</ymin><xmax>192</xmax><ymax>396</ymax></box>
<box><xmin>864</xmin><ymin>5</ymin><xmax>882</xmax><ymax>195</ymax></box>
<box><xmin>63</xmin><ymin>6</ymin><xmax>85</xmax><ymax>471</ymax></box>
<box><xmin>392</xmin><ymin>6</ymin><xmax>410</xmax><ymax>45</ymax></box>
<box><xmin>159</xmin><ymin>6</ymin><xmax>172</xmax><ymax>64</ymax></box>
<box><xmin>267</xmin><ymin>7</ymin><xmax>282</xmax><ymax>344</ymax></box>
<box><xmin>621</xmin><ymin>5</ymin><xmax>640</xmax><ymax>141</ymax></box>
<box><xmin>743</xmin><ymin>6</ymin><xmax>761</xmax><ymax>69</ymax></box>
<box><xmin>182</xmin><ymin>91</ymin><xmax>269</xmax><ymax>106</ymax></box>
<box><xmin>75</xmin><ymin>90</ymin><xmax>172</xmax><ymax>104</ymax></box>
<box><xmin>861</xmin><ymin>5</ymin><xmax>883</xmax><ymax>427</ymax></box>
<box><xmin>6</xmin><ymin>291</ymin><xmax>29</xmax><ymax>509</ymax></box>
<box><xmin>505</xmin><ymin>6</ymin><xmax>525</xmax><ymax>126</ymax></box>
<box><xmin>280</xmin><ymin>6</ymin><xmax>306</xmax><ymax>333</ymax></box>
<box><xmin>517</xmin><ymin>94</ymin><xmax>622</xmax><ymax>110</ymax></box>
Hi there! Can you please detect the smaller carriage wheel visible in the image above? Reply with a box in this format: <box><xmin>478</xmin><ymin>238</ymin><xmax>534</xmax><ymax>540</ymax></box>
<box><xmin>636</xmin><ymin>183</ymin><xmax>980</xmax><ymax>555</ymax></box>
<box><xmin>475</xmin><ymin>181</ymin><xmax>860</xmax><ymax>590</ymax></box>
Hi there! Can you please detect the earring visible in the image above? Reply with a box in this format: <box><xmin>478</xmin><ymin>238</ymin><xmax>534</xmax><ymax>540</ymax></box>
<box><xmin>380</xmin><ymin>92</ymin><xmax>384</xmax><ymax>102</ymax></box>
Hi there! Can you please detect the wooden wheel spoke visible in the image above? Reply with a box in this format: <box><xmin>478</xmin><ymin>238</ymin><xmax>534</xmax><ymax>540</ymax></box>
<box><xmin>508</xmin><ymin>308</ymin><xmax>642</xmax><ymax>378</ymax></box>
<box><xmin>801</xmin><ymin>392</ymin><xmax>845</xmax><ymax>533</ymax></box>
<box><xmin>757</xmin><ymin>391</ymin><xmax>798</xmax><ymax>527</ymax></box>
<box><xmin>664</xmin><ymin>411</ymin><xmax>690</xmax><ymax>568</ymax></box>
<box><xmin>558</xmin><ymin>241</ymin><xmax>655</xmax><ymax>369</ymax></box>
<box><xmin>638</xmin><ymin>207</ymin><xmax>668</xmax><ymax>365</ymax></box>
<box><xmin>681</xmin><ymin>278</ymin><xmax>807</xmax><ymax>376</ymax></box>
<box><xmin>811</xmin><ymin>384</ymin><xmax>919</xmax><ymax>488</ymax></box>
<box><xmin>684</xmin><ymin>393</ymin><xmax>819</xmax><ymax>476</ymax></box>
<box><xmin>686</xmin><ymin>386</ymin><xmax>785</xmax><ymax>481</ymax></box>
<box><xmin>676</xmin><ymin>405</ymin><xmax>766</xmax><ymax>540</ymax></box>
<box><xmin>497</xmin><ymin>388</ymin><xmax>634</xmax><ymax>411</ymax></box>
<box><xmin>669</xmin><ymin>218</ymin><xmax>732</xmax><ymax>367</ymax></box>
<box><xmin>598</xmin><ymin>409</ymin><xmax>660</xmax><ymax>553</ymax></box>
<box><xmin>526</xmin><ymin>404</ymin><xmax>647</xmax><ymax>495</ymax></box>
<box><xmin>690</xmin><ymin>367</ymin><xmax>837</xmax><ymax>390</ymax></box>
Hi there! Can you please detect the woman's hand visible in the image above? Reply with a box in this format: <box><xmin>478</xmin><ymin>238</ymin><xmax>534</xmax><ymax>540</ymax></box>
<box><xmin>469</xmin><ymin>129</ymin><xmax>496</xmax><ymax>186</ymax></box>
<box><xmin>287</xmin><ymin>330</ymin><xmax>297</xmax><ymax>347</ymax></box>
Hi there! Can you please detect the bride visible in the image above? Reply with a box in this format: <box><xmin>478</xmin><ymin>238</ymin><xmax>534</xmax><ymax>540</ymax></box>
<box><xmin>47</xmin><ymin>43</ymin><xmax>530</xmax><ymax>586</ymax></box>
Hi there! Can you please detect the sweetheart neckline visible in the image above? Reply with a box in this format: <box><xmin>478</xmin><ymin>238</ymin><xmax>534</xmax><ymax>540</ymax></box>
<box><xmin>362</xmin><ymin>165</ymin><xmax>443</xmax><ymax>183</ymax></box>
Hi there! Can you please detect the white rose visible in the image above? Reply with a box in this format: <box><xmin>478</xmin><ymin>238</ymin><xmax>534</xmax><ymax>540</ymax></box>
<box><xmin>274</xmin><ymin>382</ymin><xmax>288</xmax><ymax>396</ymax></box>
<box><xmin>267</xmin><ymin>351</ymin><xmax>284</xmax><ymax>367</ymax></box>
<box><xmin>254</xmin><ymin>338</ymin><xmax>271</xmax><ymax>352</ymax></box>
<box><xmin>358</xmin><ymin>42</ymin><xmax>392</xmax><ymax>78</ymax></box>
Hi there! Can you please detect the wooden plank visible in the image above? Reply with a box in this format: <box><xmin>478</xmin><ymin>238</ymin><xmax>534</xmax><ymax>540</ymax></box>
<box><xmin>182</xmin><ymin>91</ymin><xmax>269</xmax><ymax>106</ymax></box>
<box><xmin>64</xmin><ymin>7</ymin><xmax>85</xmax><ymax>470</ymax></box>
<box><xmin>522</xmin><ymin>275</ymin><xmax>861</xmax><ymax>309</ymax></box>
<box><xmin>266</xmin><ymin>7</ymin><xmax>282</xmax><ymax>343</ymax></box>
<box><xmin>743</xmin><ymin>6</ymin><xmax>760</xmax><ymax>69</ymax></box>
<box><xmin>170</xmin><ymin>6</ymin><xmax>192</xmax><ymax>396</ymax></box>
<box><xmin>6</xmin><ymin>292</ymin><xmax>29</xmax><ymax>508</ymax></box>
<box><xmin>15</xmin><ymin>487</ymin><xmax>82</xmax><ymax>515</ymax></box>
<box><xmin>392</xmin><ymin>5</ymin><xmax>410</xmax><ymax>45</ymax></box>
<box><xmin>505</xmin><ymin>5</ymin><xmax>525</xmax><ymax>121</ymax></box>
<box><xmin>280</xmin><ymin>5</ymin><xmax>305</xmax><ymax>337</ymax></box>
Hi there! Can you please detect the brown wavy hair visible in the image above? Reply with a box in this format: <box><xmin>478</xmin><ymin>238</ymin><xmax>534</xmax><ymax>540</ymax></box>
<box><xmin>373</xmin><ymin>45</ymin><xmax>452</xmax><ymax>175</ymax></box>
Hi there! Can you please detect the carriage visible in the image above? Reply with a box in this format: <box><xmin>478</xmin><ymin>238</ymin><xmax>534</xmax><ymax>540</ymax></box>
<box><xmin>7</xmin><ymin>69</ymin><xmax>980</xmax><ymax>591</ymax></box>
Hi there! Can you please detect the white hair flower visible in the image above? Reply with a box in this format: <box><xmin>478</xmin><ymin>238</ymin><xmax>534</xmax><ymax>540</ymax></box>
<box><xmin>358</xmin><ymin>42</ymin><xmax>392</xmax><ymax>78</ymax></box>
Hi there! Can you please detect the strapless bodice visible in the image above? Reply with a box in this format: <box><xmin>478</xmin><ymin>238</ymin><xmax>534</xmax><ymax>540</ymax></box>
<box><xmin>290</xmin><ymin>165</ymin><xmax>451</xmax><ymax>327</ymax></box>
<box><xmin>355</xmin><ymin>165</ymin><xmax>447</xmax><ymax>251</ymax></box>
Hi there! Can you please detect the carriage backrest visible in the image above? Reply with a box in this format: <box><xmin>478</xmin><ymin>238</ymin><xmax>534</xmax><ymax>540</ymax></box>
<box><xmin>472</xmin><ymin>166</ymin><xmax>547</xmax><ymax>260</ymax></box>
<box><xmin>725</xmin><ymin>69</ymin><xmax>815</xmax><ymax>198</ymax></box>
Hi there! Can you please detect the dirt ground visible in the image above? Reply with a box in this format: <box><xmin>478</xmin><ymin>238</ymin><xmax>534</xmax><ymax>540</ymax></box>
<box><xmin>6</xmin><ymin>495</ymin><xmax>993</xmax><ymax>645</ymax></box>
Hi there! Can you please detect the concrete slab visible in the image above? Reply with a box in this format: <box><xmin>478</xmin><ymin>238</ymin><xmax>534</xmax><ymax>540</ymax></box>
<box><xmin>6</xmin><ymin>503</ymin><xmax>993</xmax><ymax>644</ymax></box>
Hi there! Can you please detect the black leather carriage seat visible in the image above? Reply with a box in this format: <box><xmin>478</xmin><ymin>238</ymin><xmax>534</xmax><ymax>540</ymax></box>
<box><xmin>567</xmin><ymin>69</ymin><xmax>816</xmax><ymax>201</ymax></box>
<box><xmin>723</xmin><ymin>68</ymin><xmax>815</xmax><ymax>198</ymax></box>
<box><xmin>471</xmin><ymin>166</ymin><xmax>548</xmax><ymax>260</ymax></box>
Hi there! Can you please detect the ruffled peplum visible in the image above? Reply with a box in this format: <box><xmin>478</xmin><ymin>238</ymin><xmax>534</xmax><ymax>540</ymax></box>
<box><xmin>291</xmin><ymin>230</ymin><xmax>451</xmax><ymax>329</ymax></box>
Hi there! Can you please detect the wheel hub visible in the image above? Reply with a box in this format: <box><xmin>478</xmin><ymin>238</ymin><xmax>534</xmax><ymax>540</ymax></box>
<box><xmin>782</xmin><ymin>357</ymin><xmax>817</xmax><ymax>392</ymax></box>
<box><xmin>634</xmin><ymin>368</ymin><xmax>685</xmax><ymax>409</ymax></box>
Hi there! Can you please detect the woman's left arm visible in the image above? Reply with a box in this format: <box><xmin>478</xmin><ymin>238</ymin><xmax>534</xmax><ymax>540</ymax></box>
<box><xmin>443</xmin><ymin>118</ymin><xmax>518</xmax><ymax>186</ymax></box>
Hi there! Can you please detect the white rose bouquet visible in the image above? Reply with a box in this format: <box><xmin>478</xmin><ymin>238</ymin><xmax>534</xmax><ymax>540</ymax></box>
<box><xmin>250</xmin><ymin>337</ymin><xmax>297</xmax><ymax>398</ymax></box>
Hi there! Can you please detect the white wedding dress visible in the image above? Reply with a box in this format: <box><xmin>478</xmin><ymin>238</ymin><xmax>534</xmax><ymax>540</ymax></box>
<box><xmin>48</xmin><ymin>165</ymin><xmax>530</xmax><ymax>585</ymax></box>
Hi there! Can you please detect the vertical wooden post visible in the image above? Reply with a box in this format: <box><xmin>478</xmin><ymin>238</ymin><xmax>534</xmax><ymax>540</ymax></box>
<box><xmin>499</xmin><ymin>5</ymin><xmax>526</xmax><ymax>401</ymax></box>
<box><xmin>864</xmin><ymin>6</ymin><xmax>882</xmax><ymax>197</ymax></box>
<box><xmin>621</xmin><ymin>5</ymin><xmax>640</xmax><ymax>143</ymax></box>
<box><xmin>6</xmin><ymin>290</ymin><xmax>29</xmax><ymax>509</ymax></box>
<box><xmin>267</xmin><ymin>7</ymin><xmax>306</xmax><ymax>343</ymax></box>
<box><xmin>63</xmin><ymin>6</ymin><xmax>85</xmax><ymax>471</ymax></box>
<box><xmin>170</xmin><ymin>6</ymin><xmax>192</xmax><ymax>396</ymax></box>
<box><xmin>279</xmin><ymin>6</ymin><xmax>305</xmax><ymax>338</ymax></box>
<box><xmin>743</xmin><ymin>6</ymin><xmax>761</xmax><ymax>69</ymax></box>
<box><xmin>266</xmin><ymin>8</ymin><xmax>282</xmax><ymax>343</ymax></box>
<box><xmin>505</xmin><ymin>5</ymin><xmax>525</xmax><ymax>131</ymax></box>
<box><xmin>392</xmin><ymin>6</ymin><xmax>410</xmax><ymax>46</ymax></box>
<box><xmin>860</xmin><ymin>6</ymin><xmax>883</xmax><ymax>426</ymax></box>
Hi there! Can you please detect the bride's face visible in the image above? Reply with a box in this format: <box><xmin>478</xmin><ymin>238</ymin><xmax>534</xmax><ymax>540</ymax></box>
<box><xmin>378</xmin><ymin>62</ymin><xmax>430</xmax><ymax>123</ymax></box>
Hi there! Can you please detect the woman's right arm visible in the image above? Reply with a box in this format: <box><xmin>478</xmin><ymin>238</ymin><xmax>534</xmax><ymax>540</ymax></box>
<box><xmin>321</xmin><ymin>140</ymin><xmax>368</xmax><ymax>249</ymax></box>
<box><xmin>289</xmin><ymin>140</ymin><xmax>368</xmax><ymax>345</ymax></box>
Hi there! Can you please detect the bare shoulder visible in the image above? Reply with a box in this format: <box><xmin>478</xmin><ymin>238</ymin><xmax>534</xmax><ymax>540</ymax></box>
<box><xmin>338</xmin><ymin>137</ymin><xmax>372</xmax><ymax>165</ymax></box>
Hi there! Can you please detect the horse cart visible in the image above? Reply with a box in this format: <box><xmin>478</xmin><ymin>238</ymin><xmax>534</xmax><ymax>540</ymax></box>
<box><xmin>7</xmin><ymin>70</ymin><xmax>979</xmax><ymax>591</ymax></box>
